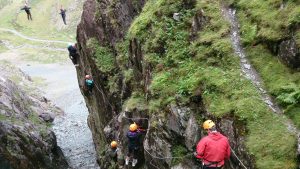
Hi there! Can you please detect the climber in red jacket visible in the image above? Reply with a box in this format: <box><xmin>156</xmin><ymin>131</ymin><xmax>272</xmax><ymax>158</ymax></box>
<box><xmin>195</xmin><ymin>120</ymin><xmax>230</xmax><ymax>169</ymax></box>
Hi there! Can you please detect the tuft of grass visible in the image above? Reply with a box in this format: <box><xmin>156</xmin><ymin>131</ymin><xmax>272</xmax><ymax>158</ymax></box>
<box><xmin>171</xmin><ymin>145</ymin><xmax>188</xmax><ymax>166</ymax></box>
<box><xmin>87</xmin><ymin>38</ymin><xmax>115</xmax><ymax>73</ymax></box>
<box><xmin>123</xmin><ymin>92</ymin><xmax>147</xmax><ymax>111</ymax></box>
<box><xmin>128</xmin><ymin>0</ymin><xmax>164</xmax><ymax>38</ymax></box>
<box><xmin>233</xmin><ymin>0</ymin><xmax>300</xmax><ymax>43</ymax></box>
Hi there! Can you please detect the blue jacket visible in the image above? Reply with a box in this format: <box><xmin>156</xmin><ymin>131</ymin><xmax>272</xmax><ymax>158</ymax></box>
<box><xmin>127</xmin><ymin>131</ymin><xmax>141</xmax><ymax>148</ymax></box>
<box><xmin>85</xmin><ymin>79</ymin><xmax>94</xmax><ymax>87</ymax></box>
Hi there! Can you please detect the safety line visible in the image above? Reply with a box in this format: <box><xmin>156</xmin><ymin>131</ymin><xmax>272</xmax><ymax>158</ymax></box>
<box><xmin>230</xmin><ymin>147</ymin><xmax>248</xmax><ymax>169</ymax></box>
<box><xmin>94</xmin><ymin>83</ymin><xmax>114</xmax><ymax>109</ymax></box>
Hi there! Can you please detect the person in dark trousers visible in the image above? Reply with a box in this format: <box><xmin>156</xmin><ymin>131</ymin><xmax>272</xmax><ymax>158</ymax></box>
<box><xmin>126</xmin><ymin>123</ymin><xmax>143</xmax><ymax>167</ymax></box>
<box><xmin>85</xmin><ymin>75</ymin><xmax>94</xmax><ymax>93</ymax></box>
<box><xmin>67</xmin><ymin>43</ymin><xmax>79</xmax><ymax>66</ymax></box>
<box><xmin>21</xmin><ymin>3</ymin><xmax>32</xmax><ymax>20</ymax></box>
<box><xmin>59</xmin><ymin>5</ymin><xmax>67</xmax><ymax>25</ymax></box>
<box><xmin>195</xmin><ymin>120</ymin><xmax>230</xmax><ymax>169</ymax></box>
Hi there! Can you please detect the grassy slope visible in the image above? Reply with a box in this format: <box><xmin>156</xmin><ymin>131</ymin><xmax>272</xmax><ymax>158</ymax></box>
<box><xmin>230</xmin><ymin>0</ymin><xmax>300</xmax><ymax>130</ymax></box>
<box><xmin>0</xmin><ymin>0</ymin><xmax>82</xmax><ymax>64</ymax></box>
<box><xmin>0</xmin><ymin>0</ymin><xmax>83</xmax><ymax>41</ymax></box>
<box><xmin>91</xmin><ymin>0</ymin><xmax>297</xmax><ymax>168</ymax></box>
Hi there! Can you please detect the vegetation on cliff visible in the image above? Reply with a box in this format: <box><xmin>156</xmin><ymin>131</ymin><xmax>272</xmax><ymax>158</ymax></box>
<box><xmin>229</xmin><ymin>0</ymin><xmax>300</xmax><ymax>129</ymax></box>
<box><xmin>87</xmin><ymin>0</ymin><xmax>299</xmax><ymax>168</ymax></box>
<box><xmin>78</xmin><ymin>0</ymin><xmax>300</xmax><ymax>168</ymax></box>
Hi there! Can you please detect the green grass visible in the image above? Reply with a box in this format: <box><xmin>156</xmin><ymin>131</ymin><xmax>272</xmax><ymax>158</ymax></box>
<box><xmin>0</xmin><ymin>0</ymin><xmax>82</xmax><ymax>41</ymax></box>
<box><xmin>229</xmin><ymin>0</ymin><xmax>300</xmax><ymax>132</ymax></box>
<box><xmin>22</xmin><ymin>48</ymin><xmax>68</xmax><ymax>64</ymax></box>
<box><xmin>171</xmin><ymin>144</ymin><xmax>189</xmax><ymax>165</ymax></box>
<box><xmin>0</xmin><ymin>44</ymin><xmax>8</xmax><ymax>53</ymax></box>
<box><xmin>107</xmin><ymin>0</ymin><xmax>298</xmax><ymax>168</ymax></box>
<box><xmin>231</xmin><ymin>0</ymin><xmax>300</xmax><ymax>43</ymax></box>
<box><xmin>246</xmin><ymin>45</ymin><xmax>300</xmax><ymax>129</ymax></box>
<box><xmin>87</xmin><ymin>38</ymin><xmax>115</xmax><ymax>73</ymax></box>
<box><xmin>0</xmin><ymin>0</ymin><xmax>80</xmax><ymax>65</ymax></box>
<box><xmin>123</xmin><ymin>92</ymin><xmax>147</xmax><ymax>111</ymax></box>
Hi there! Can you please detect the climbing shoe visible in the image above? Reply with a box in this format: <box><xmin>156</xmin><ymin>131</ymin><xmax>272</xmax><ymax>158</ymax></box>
<box><xmin>132</xmin><ymin>159</ymin><xmax>137</xmax><ymax>167</ymax></box>
<box><xmin>125</xmin><ymin>157</ymin><xmax>129</xmax><ymax>165</ymax></box>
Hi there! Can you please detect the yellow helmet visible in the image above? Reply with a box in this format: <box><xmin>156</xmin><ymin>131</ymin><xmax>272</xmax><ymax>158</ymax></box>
<box><xmin>111</xmin><ymin>141</ymin><xmax>117</xmax><ymax>148</ymax></box>
<box><xmin>129</xmin><ymin>123</ymin><xmax>138</xmax><ymax>132</ymax></box>
<box><xmin>203</xmin><ymin>120</ymin><xmax>215</xmax><ymax>130</ymax></box>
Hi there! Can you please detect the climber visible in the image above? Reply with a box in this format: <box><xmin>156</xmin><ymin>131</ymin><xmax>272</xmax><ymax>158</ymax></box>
<box><xmin>85</xmin><ymin>75</ymin><xmax>94</xmax><ymax>93</ymax></box>
<box><xmin>59</xmin><ymin>5</ymin><xmax>67</xmax><ymax>25</ymax></box>
<box><xmin>109</xmin><ymin>141</ymin><xmax>119</xmax><ymax>161</ymax></box>
<box><xmin>67</xmin><ymin>43</ymin><xmax>79</xmax><ymax>66</ymax></box>
<box><xmin>126</xmin><ymin>123</ymin><xmax>142</xmax><ymax>167</ymax></box>
<box><xmin>21</xmin><ymin>3</ymin><xmax>32</xmax><ymax>20</ymax></box>
<box><xmin>102</xmin><ymin>141</ymin><xmax>120</xmax><ymax>168</ymax></box>
<box><xmin>195</xmin><ymin>120</ymin><xmax>230</xmax><ymax>169</ymax></box>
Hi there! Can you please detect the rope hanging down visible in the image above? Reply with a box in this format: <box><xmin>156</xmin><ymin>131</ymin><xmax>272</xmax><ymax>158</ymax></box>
<box><xmin>230</xmin><ymin>148</ymin><xmax>248</xmax><ymax>169</ymax></box>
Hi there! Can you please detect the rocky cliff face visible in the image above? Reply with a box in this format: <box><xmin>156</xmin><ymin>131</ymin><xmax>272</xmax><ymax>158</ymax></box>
<box><xmin>76</xmin><ymin>0</ymin><xmax>297</xmax><ymax>168</ymax></box>
<box><xmin>278</xmin><ymin>37</ymin><xmax>300</xmax><ymax>69</ymax></box>
<box><xmin>0</xmin><ymin>63</ymin><xmax>69</xmax><ymax>169</ymax></box>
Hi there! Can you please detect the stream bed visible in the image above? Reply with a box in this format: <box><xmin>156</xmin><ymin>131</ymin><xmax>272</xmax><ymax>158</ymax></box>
<box><xmin>20</xmin><ymin>63</ymin><xmax>100</xmax><ymax>169</ymax></box>
<box><xmin>221</xmin><ymin>5</ymin><xmax>300</xmax><ymax>157</ymax></box>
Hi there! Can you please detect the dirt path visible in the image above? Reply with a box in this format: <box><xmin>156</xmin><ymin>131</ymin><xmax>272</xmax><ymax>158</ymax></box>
<box><xmin>1</xmin><ymin>39</ymin><xmax>66</xmax><ymax>52</ymax></box>
<box><xmin>0</xmin><ymin>27</ymin><xmax>72</xmax><ymax>44</ymax></box>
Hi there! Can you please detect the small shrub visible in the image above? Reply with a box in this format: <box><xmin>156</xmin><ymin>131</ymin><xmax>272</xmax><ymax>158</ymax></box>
<box><xmin>87</xmin><ymin>38</ymin><xmax>115</xmax><ymax>73</ymax></box>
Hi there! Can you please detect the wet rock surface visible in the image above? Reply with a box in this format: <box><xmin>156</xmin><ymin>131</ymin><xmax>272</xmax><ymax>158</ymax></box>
<box><xmin>0</xmin><ymin>64</ymin><xmax>69</xmax><ymax>169</ymax></box>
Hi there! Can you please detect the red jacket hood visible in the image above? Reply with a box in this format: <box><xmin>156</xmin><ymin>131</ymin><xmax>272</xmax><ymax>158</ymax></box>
<box><xmin>208</xmin><ymin>132</ymin><xmax>224</xmax><ymax>141</ymax></box>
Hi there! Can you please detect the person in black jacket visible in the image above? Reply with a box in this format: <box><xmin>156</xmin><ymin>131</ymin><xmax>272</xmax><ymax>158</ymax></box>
<box><xmin>126</xmin><ymin>123</ymin><xmax>143</xmax><ymax>167</ymax></box>
<box><xmin>21</xmin><ymin>3</ymin><xmax>32</xmax><ymax>20</ymax></box>
<box><xmin>59</xmin><ymin>5</ymin><xmax>67</xmax><ymax>25</ymax></box>
<box><xmin>67</xmin><ymin>43</ymin><xmax>79</xmax><ymax>66</ymax></box>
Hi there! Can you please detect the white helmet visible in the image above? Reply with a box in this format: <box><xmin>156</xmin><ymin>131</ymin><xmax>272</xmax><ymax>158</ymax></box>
<box><xmin>67</xmin><ymin>43</ymin><xmax>73</xmax><ymax>48</ymax></box>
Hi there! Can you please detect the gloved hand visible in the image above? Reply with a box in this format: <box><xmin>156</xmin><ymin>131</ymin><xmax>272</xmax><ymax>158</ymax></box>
<box><xmin>193</xmin><ymin>152</ymin><xmax>198</xmax><ymax>157</ymax></box>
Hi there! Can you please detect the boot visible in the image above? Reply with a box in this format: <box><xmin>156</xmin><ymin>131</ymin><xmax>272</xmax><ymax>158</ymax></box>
<box><xmin>125</xmin><ymin>157</ymin><xmax>129</xmax><ymax>165</ymax></box>
<box><xmin>132</xmin><ymin>159</ymin><xmax>137</xmax><ymax>167</ymax></box>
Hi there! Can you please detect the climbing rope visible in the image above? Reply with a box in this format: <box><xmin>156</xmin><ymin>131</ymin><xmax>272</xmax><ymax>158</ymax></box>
<box><xmin>230</xmin><ymin>147</ymin><xmax>248</xmax><ymax>169</ymax></box>
<box><xmin>93</xmin><ymin>83</ymin><xmax>114</xmax><ymax>109</ymax></box>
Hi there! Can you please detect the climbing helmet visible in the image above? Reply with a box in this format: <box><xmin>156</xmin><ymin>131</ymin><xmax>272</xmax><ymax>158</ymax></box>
<box><xmin>129</xmin><ymin>123</ymin><xmax>138</xmax><ymax>132</ymax></box>
<box><xmin>203</xmin><ymin>120</ymin><xmax>215</xmax><ymax>130</ymax></box>
<box><xmin>111</xmin><ymin>141</ymin><xmax>117</xmax><ymax>148</ymax></box>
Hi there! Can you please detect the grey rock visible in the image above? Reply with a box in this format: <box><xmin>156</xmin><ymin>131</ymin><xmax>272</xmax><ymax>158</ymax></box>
<box><xmin>185</xmin><ymin>115</ymin><xmax>200</xmax><ymax>151</ymax></box>
<box><xmin>173</xmin><ymin>13</ymin><xmax>181</xmax><ymax>21</ymax></box>
<box><xmin>278</xmin><ymin>38</ymin><xmax>300</xmax><ymax>69</ymax></box>
<box><xmin>39</xmin><ymin>112</ymin><xmax>54</xmax><ymax>122</ymax></box>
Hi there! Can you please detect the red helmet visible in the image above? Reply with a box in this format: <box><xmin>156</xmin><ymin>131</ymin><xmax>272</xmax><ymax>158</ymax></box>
<box><xmin>85</xmin><ymin>75</ymin><xmax>91</xmax><ymax>79</ymax></box>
